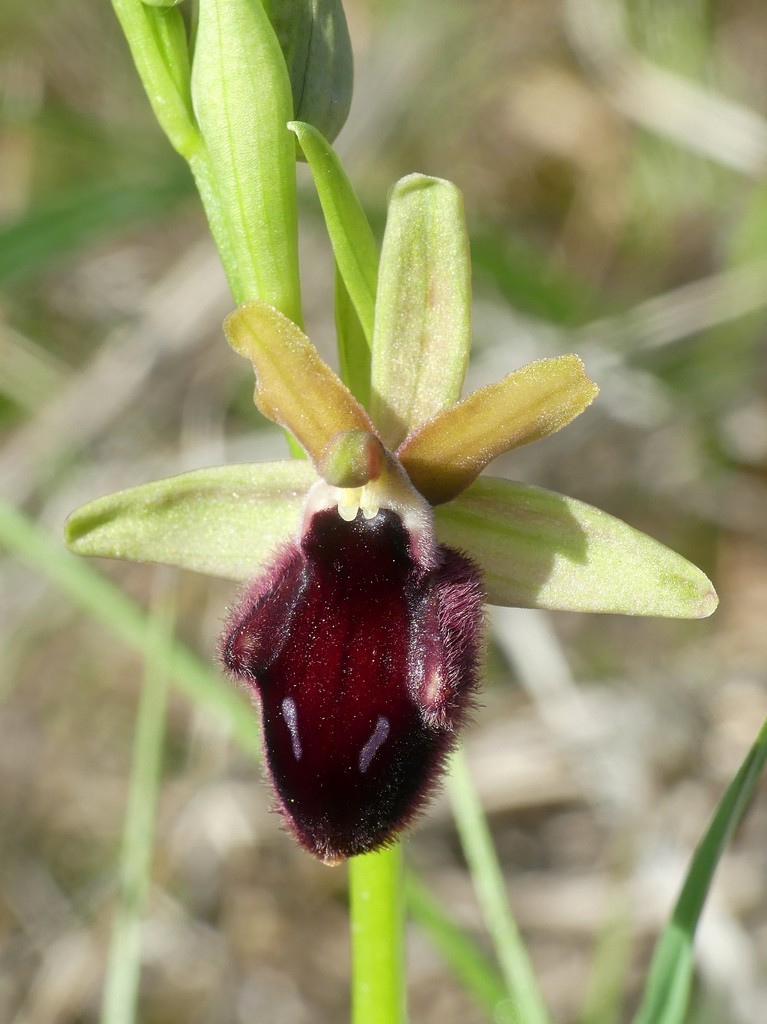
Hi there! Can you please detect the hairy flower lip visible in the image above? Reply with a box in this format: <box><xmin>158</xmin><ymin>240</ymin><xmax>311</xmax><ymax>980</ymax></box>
<box><xmin>213</xmin><ymin>299</ymin><xmax>714</xmax><ymax>857</ymax></box>
<box><xmin>222</xmin><ymin>501</ymin><xmax>484</xmax><ymax>863</ymax></box>
<box><xmin>61</xmin><ymin>45</ymin><xmax>720</xmax><ymax>865</ymax></box>
<box><xmin>64</xmin><ymin>305</ymin><xmax>718</xmax><ymax>859</ymax></box>
<box><xmin>219</xmin><ymin>439</ymin><xmax>484</xmax><ymax>861</ymax></box>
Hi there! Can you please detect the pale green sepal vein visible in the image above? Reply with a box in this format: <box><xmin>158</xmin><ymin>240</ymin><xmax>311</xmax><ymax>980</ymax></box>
<box><xmin>370</xmin><ymin>174</ymin><xmax>471</xmax><ymax>449</ymax></box>
<box><xmin>65</xmin><ymin>461</ymin><xmax>317</xmax><ymax>581</ymax></box>
<box><xmin>192</xmin><ymin>0</ymin><xmax>302</xmax><ymax>322</ymax></box>
<box><xmin>290</xmin><ymin>120</ymin><xmax>379</xmax><ymax>347</ymax></box>
<box><xmin>632</xmin><ymin>717</ymin><xmax>767</xmax><ymax>1024</ymax></box>
<box><xmin>435</xmin><ymin>476</ymin><xmax>718</xmax><ymax>618</ymax></box>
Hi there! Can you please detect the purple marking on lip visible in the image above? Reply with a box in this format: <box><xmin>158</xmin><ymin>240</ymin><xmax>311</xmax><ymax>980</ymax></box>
<box><xmin>222</xmin><ymin>507</ymin><xmax>484</xmax><ymax>862</ymax></box>
<box><xmin>281</xmin><ymin>696</ymin><xmax>302</xmax><ymax>761</ymax></box>
<box><xmin>359</xmin><ymin>715</ymin><xmax>390</xmax><ymax>773</ymax></box>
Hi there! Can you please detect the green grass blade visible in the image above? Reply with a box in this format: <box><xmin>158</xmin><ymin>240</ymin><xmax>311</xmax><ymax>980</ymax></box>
<box><xmin>349</xmin><ymin>844</ymin><xmax>406</xmax><ymax>1024</ymax></box>
<box><xmin>406</xmin><ymin>871</ymin><xmax>514</xmax><ymax>1022</ymax></box>
<box><xmin>0</xmin><ymin>500</ymin><xmax>259</xmax><ymax>755</ymax></box>
<box><xmin>448</xmin><ymin>745</ymin><xmax>553</xmax><ymax>1024</ymax></box>
<box><xmin>577</xmin><ymin>882</ymin><xmax>633</xmax><ymax>1024</ymax></box>
<box><xmin>632</xmin><ymin>717</ymin><xmax>767</xmax><ymax>1024</ymax></box>
<box><xmin>101</xmin><ymin>588</ymin><xmax>174</xmax><ymax>1024</ymax></box>
<box><xmin>0</xmin><ymin>177</ymin><xmax>191</xmax><ymax>284</ymax></box>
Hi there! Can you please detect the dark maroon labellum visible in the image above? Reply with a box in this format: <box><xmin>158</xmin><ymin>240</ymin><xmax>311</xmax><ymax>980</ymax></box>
<box><xmin>222</xmin><ymin>506</ymin><xmax>483</xmax><ymax>863</ymax></box>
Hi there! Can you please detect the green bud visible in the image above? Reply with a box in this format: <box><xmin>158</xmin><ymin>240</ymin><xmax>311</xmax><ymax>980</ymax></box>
<box><xmin>191</xmin><ymin>0</ymin><xmax>302</xmax><ymax>321</ymax></box>
<box><xmin>263</xmin><ymin>0</ymin><xmax>353</xmax><ymax>148</ymax></box>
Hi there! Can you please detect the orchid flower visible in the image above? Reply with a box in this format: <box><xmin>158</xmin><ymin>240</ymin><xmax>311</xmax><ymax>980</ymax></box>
<box><xmin>65</xmin><ymin>174</ymin><xmax>716</xmax><ymax>864</ymax></box>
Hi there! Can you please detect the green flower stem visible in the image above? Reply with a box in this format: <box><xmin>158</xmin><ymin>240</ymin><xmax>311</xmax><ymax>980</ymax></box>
<box><xmin>110</xmin><ymin>0</ymin><xmax>198</xmax><ymax>159</ymax></box>
<box><xmin>349</xmin><ymin>844</ymin><xmax>407</xmax><ymax>1024</ymax></box>
<box><xmin>112</xmin><ymin>0</ymin><xmax>304</xmax><ymax>326</ymax></box>
<box><xmin>110</xmin><ymin>0</ymin><xmax>243</xmax><ymax>302</ymax></box>
<box><xmin>101</xmin><ymin>587</ymin><xmax>173</xmax><ymax>1024</ymax></box>
<box><xmin>335</xmin><ymin>262</ymin><xmax>372</xmax><ymax>408</ymax></box>
<box><xmin>448</xmin><ymin>745</ymin><xmax>553</xmax><ymax>1024</ymax></box>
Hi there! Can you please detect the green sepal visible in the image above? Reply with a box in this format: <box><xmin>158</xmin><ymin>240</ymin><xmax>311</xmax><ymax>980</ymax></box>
<box><xmin>64</xmin><ymin>462</ymin><xmax>317</xmax><ymax>580</ymax></box>
<box><xmin>111</xmin><ymin>0</ymin><xmax>198</xmax><ymax>158</ymax></box>
<box><xmin>400</xmin><ymin>355</ymin><xmax>599</xmax><ymax>505</ymax></box>
<box><xmin>224</xmin><ymin>300</ymin><xmax>376</xmax><ymax>468</ymax></box>
<box><xmin>370</xmin><ymin>174</ymin><xmax>471</xmax><ymax>449</ymax></box>
<box><xmin>266</xmin><ymin>1</ymin><xmax>353</xmax><ymax>146</ymax></box>
<box><xmin>290</xmin><ymin>120</ymin><xmax>379</xmax><ymax>348</ymax></box>
<box><xmin>434</xmin><ymin>476</ymin><xmax>718</xmax><ymax>618</ymax></box>
<box><xmin>191</xmin><ymin>0</ymin><xmax>302</xmax><ymax>321</ymax></box>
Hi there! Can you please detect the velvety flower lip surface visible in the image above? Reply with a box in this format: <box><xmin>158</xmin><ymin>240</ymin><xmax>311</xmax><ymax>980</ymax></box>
<box><xmin>216</xmin><ymin>430</ymin><xmax>486</xmax><ymax>862</ymax></box>
<box><xmin>222</xmin><ymin>504</ymin><xmax>483</xmax><ymax>863</ymax></box>
<box><xmin>65</xmin><ymin>183</ymin><xmax>718</xmax><ymax>863</ymax></box>
<box><xmin>208</xmin><ymin>299</ymin><xmax>605</xmax><ymax>858</ymax></box>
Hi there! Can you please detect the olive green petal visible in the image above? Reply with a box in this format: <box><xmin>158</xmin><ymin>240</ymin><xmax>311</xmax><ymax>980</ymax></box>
<box><xmin>400</xmin><ymin>355</ymin><xmax>599</xmax><ymax>505</ymax></box>
<box><xmin>65</xmin><ymin>461</ymin><xmax>317</xmax><ymax>580</ymax></box>
<box><xmin>225</xmin><ymin>300</ymin><xmax>376</xmax><ymax>467</ymax></box>
<box><xmin>434</xmin><ymin>476</ymin><xmax>718</xmax><ymax>618</ymax></box>
<box><xmin>370</xmin><ymin>174</ymin><xmax>471</xmax><ymax>449</ymax></box>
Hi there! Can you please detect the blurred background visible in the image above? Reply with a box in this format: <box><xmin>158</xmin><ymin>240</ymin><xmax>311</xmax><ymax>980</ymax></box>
<box><xmin>1</xmin><ymin>0</ymin><xmax>767</xmax><ymax>1021</ymax></box>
